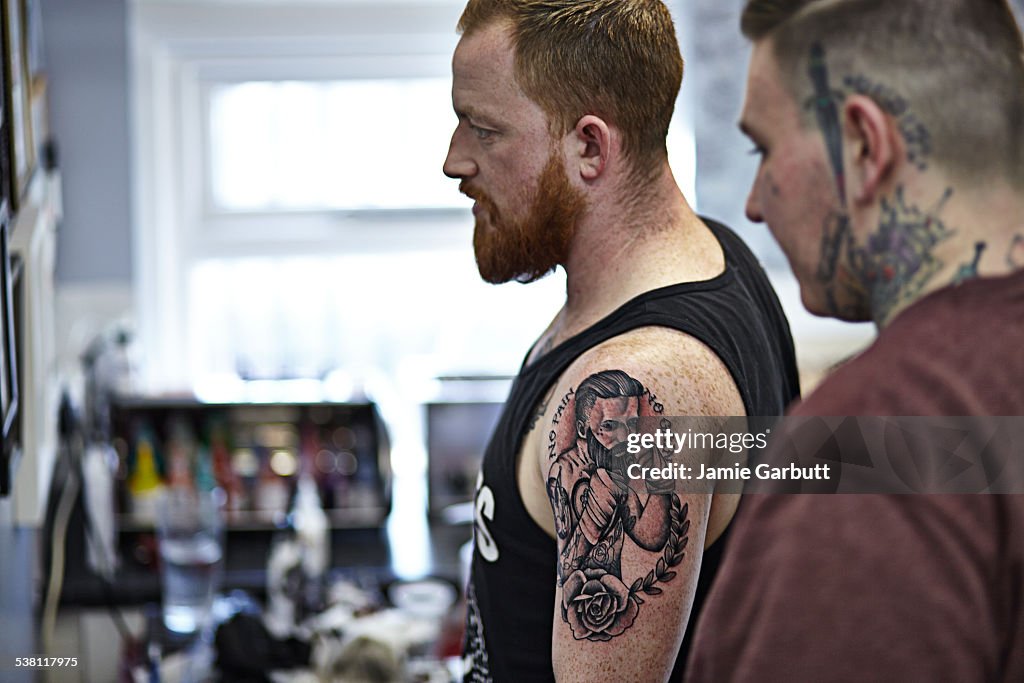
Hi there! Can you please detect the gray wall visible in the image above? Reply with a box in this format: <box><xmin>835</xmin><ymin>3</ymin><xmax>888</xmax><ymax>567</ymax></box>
<box><xmin>44</xmin><ymin>0</ymin><xmax>132</xmax><ymax>284</ymax></box>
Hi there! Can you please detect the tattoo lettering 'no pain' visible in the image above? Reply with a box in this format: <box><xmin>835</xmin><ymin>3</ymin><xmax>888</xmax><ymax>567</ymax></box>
<box><xmin>545</xmin><ymin>369</ymin><xmax>689</xmax><ymax>642</ymax></box>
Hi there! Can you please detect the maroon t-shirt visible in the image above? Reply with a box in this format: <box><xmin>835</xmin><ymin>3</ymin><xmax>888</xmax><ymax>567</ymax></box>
<box><xmin>686</xmin><ymin>270</ymin><xmax>1024</xmax><ymax>682</ymax></box>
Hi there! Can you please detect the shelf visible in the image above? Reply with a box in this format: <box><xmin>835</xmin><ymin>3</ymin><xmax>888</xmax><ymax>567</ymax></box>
<box><xmin>117</xmin><ymin>506</ymin><xmax>387</xmax><ymax>533</ymax></box>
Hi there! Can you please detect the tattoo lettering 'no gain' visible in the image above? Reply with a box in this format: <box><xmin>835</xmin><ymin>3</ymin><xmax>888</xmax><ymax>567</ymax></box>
<box><xmin>544</xmin><ymin>369</ymin><xmax>687</xmax><ymax>642</ymax></box>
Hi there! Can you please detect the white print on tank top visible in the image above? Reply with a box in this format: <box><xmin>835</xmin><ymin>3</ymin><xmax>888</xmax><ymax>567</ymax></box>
<box><xmin>474</xmin><ymin>471</ymin><xmax>500</xmax><ymax>562</ymax></box>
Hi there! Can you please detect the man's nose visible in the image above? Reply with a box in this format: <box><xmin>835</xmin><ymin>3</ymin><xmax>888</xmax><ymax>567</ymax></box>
<box><xmin>745</xmin><ymin>186</ymin><xmax>764</xmax><ymax>223</ymax></box>
<box><xmin>443</xmin><ymin>129</ymin><xmax>477</xmax><ymax>180</ymax></box>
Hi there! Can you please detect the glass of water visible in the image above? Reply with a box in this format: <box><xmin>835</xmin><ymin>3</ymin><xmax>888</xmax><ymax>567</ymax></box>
<box><xmin>157</xmin><ymin>488</ymin><xmax>225</xmax><ymax>635</ymax></box>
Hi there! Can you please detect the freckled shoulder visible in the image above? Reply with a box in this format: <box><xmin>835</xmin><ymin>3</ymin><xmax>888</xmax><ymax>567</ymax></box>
<box><xmin>516</xmin><ymin>326</ymin><xmax>745</xmax><ymax>543</ymax></box>
<box><xmin>560</xmin><ymin>326</ymin><xmax>746</xmax><ymax>419</ymax></box>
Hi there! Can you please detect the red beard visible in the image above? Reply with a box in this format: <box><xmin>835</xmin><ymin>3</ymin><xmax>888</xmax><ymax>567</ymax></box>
<box><xmin>463</xmin><ymin>152</ymin><xmax>585</xmax><ymax>284</ymax></box>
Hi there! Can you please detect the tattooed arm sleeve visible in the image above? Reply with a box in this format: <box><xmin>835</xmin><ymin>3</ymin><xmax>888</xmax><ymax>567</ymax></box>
<box><xmin>541</xmin><ymin>330</ymin><xmax>745</xmax><ymax>682</ymax></box>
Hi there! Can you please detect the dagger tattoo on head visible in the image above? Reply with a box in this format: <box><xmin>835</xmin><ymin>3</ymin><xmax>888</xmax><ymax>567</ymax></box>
<box><xmin>809</xmin><ymin>43</ymin><xmax>846</xmax><ymax>205</ymax></box>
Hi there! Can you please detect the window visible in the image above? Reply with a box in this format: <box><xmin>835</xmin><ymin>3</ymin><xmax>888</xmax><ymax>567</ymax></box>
<box><xmin>207</xmin><ymin>78</ymin><xmax>462</xmax><ymax>212</ymax></box>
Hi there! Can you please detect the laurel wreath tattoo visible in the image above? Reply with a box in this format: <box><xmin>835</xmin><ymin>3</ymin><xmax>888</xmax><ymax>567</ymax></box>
<box><xmin>629</xmin><ymin>497</ymin><xmax>689</xmax><ymax>602</ymax></box>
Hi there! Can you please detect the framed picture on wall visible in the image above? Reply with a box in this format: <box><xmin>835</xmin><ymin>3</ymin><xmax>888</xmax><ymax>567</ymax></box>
<box><xmin>2</xmin><ymin>0</ymin><xmax>34</xmax><ymax>211</ymax></box>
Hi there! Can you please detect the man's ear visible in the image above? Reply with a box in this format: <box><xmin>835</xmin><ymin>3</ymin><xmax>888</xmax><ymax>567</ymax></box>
<box><xmin>842</xmin><ymin>94</ymin><xmax>899</xmax><ymax>205</ymax></box>
<box><xmin>572</xmin><ymin>114</ymin><xmax>611</xmax><ymax>181</ymax></box>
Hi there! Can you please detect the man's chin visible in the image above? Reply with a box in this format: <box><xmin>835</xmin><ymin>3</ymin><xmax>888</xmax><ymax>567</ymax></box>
<box><xmin>476</xmin><ymin>267</ymin><xmax>513</xmax><ymax>285</ymax></box>
<box><xmin>473</xmin><ymin>244</ymin><xmax>512</xmax><ymax>284</ymax></box>
<box><xmin>800</xmin><ymin>286</ymin><xmax>840</xmax><ymax>319</ymax></box>
<box><xmin>473</xmin><ymin>224</ymin><xmax>558</xmax><ymax>284</ymax></box>
<box><xmin>799</xmin><ymin>282</ymin><xmax>871</xmax><ymax>322</ymax></box>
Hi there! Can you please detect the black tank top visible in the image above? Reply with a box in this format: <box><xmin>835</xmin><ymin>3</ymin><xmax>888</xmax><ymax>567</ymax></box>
<box><xmin>462</xmin><ymin>219</ymin><xmax>800</xmax><ymax>682</ymax></box>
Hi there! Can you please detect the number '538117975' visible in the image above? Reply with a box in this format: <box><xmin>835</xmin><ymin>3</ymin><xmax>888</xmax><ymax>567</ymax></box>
<box><xmin>14</xmin><ymin>657</ymin><xmax>78</xmax><ymax>667</ymax></box>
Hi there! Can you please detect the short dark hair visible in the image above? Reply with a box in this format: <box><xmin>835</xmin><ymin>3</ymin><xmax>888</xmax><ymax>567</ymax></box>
<box><xmin>458</xmin><ymin>0</ymin><xmax>684</xmax><ymax>184</ymax></box>
<box><xmin>741</xmin><ymin>0</ymin><xmax>1024</xmax><ymax>187</ymax></box>
<box><xmin>574</xmin><ymin>370</ymin><xmax>645</xmax><ymax>428</ymax></box>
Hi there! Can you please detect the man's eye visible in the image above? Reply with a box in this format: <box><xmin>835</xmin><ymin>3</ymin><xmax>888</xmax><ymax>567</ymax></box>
<box><xmin>601</xmin><ymin>421</ymin><xmax>620</xmax><ymax>432</ymax></box>
<box><xmin>748</xmin><ymin>145</ymin><xmax>767</xmax><ymax>159</ymax></box>
<box><xmin>471</xmin><ymin>125</ymin><xmax>494</xmax><ymax>140</ymax></box>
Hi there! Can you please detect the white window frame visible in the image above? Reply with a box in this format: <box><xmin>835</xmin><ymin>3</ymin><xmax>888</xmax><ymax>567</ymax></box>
<box><xmin>130</xmin><ymin>1</ymin><xmax>473</xmax><ymax>391</ymax></box>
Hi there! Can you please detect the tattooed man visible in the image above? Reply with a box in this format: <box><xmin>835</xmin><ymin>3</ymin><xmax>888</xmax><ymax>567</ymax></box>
<box><xmin>687</xmin><ymin>1</ymin><xmax>1024</xmax><ymax>681</ymax></box>
<box><xmin>443</xmin><ymin>2</ymin><xmax>800</xmax><ymax>681</ymax></box>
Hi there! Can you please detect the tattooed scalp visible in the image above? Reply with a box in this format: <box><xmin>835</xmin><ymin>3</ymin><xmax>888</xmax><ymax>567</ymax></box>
<box><xmin>743</xmin><ymin>0</ymin><xmax>1024</xmax><ymax>189</ymax></box>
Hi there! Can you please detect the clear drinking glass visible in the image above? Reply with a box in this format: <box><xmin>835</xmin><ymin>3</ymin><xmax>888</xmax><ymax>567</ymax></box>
<box><xmin>156</xmin><ymin>488</ymin><xmax>224</xmax><ymax>635</ymax></box>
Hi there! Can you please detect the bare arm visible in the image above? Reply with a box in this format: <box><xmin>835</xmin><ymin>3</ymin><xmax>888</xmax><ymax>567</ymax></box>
<box><xmin>540</xmin><ymin>329</ymin><xmax>744</xmax><ymax>682</ymax></box>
